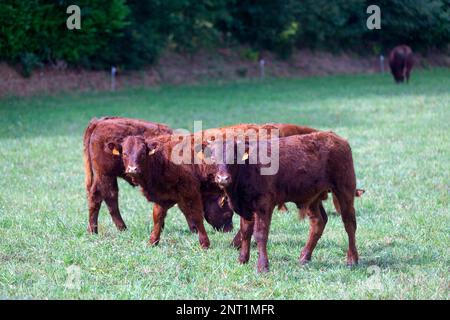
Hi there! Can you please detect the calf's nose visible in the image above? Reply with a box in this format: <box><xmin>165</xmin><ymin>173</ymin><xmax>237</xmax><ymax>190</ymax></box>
<box><xmin>216</xmin><ymin>174</ymin><xmax>230</xmax><ymax>185</ymax></box>
<box><xmin>126</xmin><ymin>166</ymin><xmax>138</xmax><ymax>174</ymax></box>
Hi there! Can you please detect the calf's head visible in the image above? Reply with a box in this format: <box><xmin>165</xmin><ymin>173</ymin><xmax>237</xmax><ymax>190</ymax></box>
<box><xmin>392</xmin><ymin>70</ymin><xmax>405</xmax><ymax>83</ymax></box>
<box><xmin>203</xmin><ymin>195</ymin><xmax>234</xmax><ymax>232</ymax></box>
<box><xmin>208</xmin><ymin>139</ymin><xmax>249</xmax><ymax>189</ymax></box>
<box><xmin>120</xmin><ymin>136</ymin><xmax>152</xmax><ymax>176</ymax></box>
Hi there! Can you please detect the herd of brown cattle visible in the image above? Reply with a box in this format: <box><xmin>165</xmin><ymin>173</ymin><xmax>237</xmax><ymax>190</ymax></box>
<box><xmin>82</xmin><ymin>45</ymin><xmax>414</xmax><ymax>272</ymax></box>
<box><xmin>83</xmin><ymin>117</ymin><xmax>365</xmax><ymax>272</ymax></box>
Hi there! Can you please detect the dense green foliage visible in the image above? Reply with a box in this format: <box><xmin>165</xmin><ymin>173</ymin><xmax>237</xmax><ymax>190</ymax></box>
<box><xmin>0</xmin><ymin>0</ymin><xmax>449</xmax><ymax>74</ymax></box>
<box><xmin>0</xmin><ymin>0</ymin><xmax>129</xmax><ymax>75</ymax></box>
<box><xmin>368</xmin><ymin>0</ymin><xmax>450</xmax><ymax>49</ymax></box>
<box><xmin>98</xmin><ymin>1</ymin><xmax>229</xmax><ymax>69</ymax></box>
<box><xmin>0</xmin><ymin>69</ymin><xmax>449</xmax><ymax>298</ymax></box>
<box><xmin>218</xmin><ymin>0</ymin><xmax>299</xmax><ymax>58</ymax></box>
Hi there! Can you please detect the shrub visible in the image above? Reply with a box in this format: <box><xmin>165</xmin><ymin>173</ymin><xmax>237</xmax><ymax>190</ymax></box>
<box><xmin>218</xmin><ymin>0</ymin><xmax>299</xmax><ymax>57</ymax></box>
<box><xmin>19</xmin><ymin>53</ymin><xmax>42</xmax><ymax>78</ymax></box>
<box><xmin>0</xmin><ymin>0</ymin><xmax>129</xmax><ymax>73</ymax></box>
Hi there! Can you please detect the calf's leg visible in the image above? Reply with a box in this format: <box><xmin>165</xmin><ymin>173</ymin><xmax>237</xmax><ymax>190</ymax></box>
<box><xmin>332</xmin><ymin>193</ymin><xmax>341</xmax><ymax>214</ymax></box>
<box><xmin>231</xmin><ymin>230</ymin><xmax>242</xmax><ymax>249</ymax></box>
<box><xmin>102</xmin><ymin>176</ymin><xmax>127</xmax><ymax>231</ymax></box>
<box><xmin>319</xmin><ymin>202</ymin><xmax>328</xmax><ymax>224</ymax></box>
<box><xmin>300</xmin><ymin>201</ymin><xmax>327</xmax><ymax>265</ymax></box>
<box><xmin>406</xmin><ymin>69</ymin><xmax>411</xmax><ymax>83</ymax></box>
<box><xmin>149</xmin><ymin>203</ymin><xmax>171</xmax><ymax>245</ymax></box>
<box><xmin>233</xmin><ymin>203</ymin><xmax>289</xmax><ymax>249</ymax></box>
<box><xmin>238</xmin><ymin>216</ymin><xmax>254</xmax><ymax>264</ymax></box>
<box><xmin>334</xmin><ymin>191</ymin><xmax>358</xmax><ymax>266</ymax></box>
<box><xmin>87</xmin><ymin>175</ymin><xmax>127</xmax><ymax>233</ymax></box>
<box><xmin>178</xmin><ymin>198</ymin><xmax>210</xmax><ymax>249</ymax></box>
<box><xmin>87</xmin><ymin>179</ymin><xmax>102</xmax><ymax>234</ymax></box>
<box><xmin>184</xmin><ymin>214</ymin><xmax>200</xmax><ymax>233</ymax></box>
<box><xmin>253</xmin><ymin>209</ymin><xmax>273</xmax><ymax>273</ymax></box>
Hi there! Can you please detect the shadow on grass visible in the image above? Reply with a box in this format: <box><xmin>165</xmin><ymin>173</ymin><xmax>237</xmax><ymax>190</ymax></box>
<box><xmin>267</xmin><ymin>235</ymin><xmax>436</xmax><ymax>272</ymax></box>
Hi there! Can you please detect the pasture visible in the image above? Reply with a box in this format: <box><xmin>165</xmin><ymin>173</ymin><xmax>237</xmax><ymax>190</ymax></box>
<box><xmin>0</xmin><ymin>69</ymin><xmax>449</xmax><ymax>299</ymax></box>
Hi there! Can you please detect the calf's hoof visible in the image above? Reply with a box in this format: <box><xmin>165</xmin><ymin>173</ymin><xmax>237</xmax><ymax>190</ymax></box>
<box><xmin>299</xmin><ymin>250</ymin><xmax>312</xmax><ymax>265</ymax></box>
<box><xmin>200</xmin><ymin>239</ymin><xmax>210</xmax><ymax>249</ymax></box>
<box><xmin>299</xmin><ymin>257</ymin><xmax>311</xmax><ymax>266</ymax></box>
<box><xmin>149</xmin><ymin>238</ymin><xmax>160</xmax><ymax>246</ymax></box>
<box><xmin>257</xmin><ymin>257</ymin><xmax>269</xmax><ymax>273</ymax></box>
<box><xmin>87</xmin><ymin>225</ymin><xmax>98</xmax><ymax>234</ymax></box>
<box><xmin>346</xmin><ymin>253</ymin><xmax>359</xmax><ymax>267</ymax></box>
<box><xmin>238</xmin><ymin>254</ymin><xmax>249</xmax><ymax>264</ymax></box>
<box><xmin>346</xmin><ymin>259</ymin><xmax>358</xmax><ymax>268</ymax></box>
<box><xmin>116</xmin><ymin>224</ymin><xmax>127</xmax><ymax>232</ymax></box>
<box><xmin>257</xmin><ymin>265</ymin><xmax>269</xmax><ymax>273</ymax></box>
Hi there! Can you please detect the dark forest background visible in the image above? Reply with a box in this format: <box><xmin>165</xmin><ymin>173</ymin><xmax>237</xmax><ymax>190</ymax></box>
<box><xmin>1</xmin><ymin>0</ymin><xmax>449</xmax><ymax>76</ymax></box>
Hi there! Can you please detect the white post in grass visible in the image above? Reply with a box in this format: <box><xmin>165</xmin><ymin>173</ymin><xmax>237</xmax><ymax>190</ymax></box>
<box><xmin>379</xmin><ymin>55</ymin><xmax>385</xmax><ymax>73</ymax></box>
<box><xmin>111</xmin><ymin>66</ymin><xmax>117</xmax><ymax>91</ymax></box>
<box><xmin>259</xmin><ymin>59</ymin><xmax>265</xmax><ymax>79</ymax></box>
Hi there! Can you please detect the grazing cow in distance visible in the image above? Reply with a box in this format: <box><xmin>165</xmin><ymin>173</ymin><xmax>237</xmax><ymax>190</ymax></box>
<box><xmin>209</xmin><ymin>132</ymin><xmax>360</xmax><ymax>272</ymax></box>
<box><xmin>389</xmin><ymin>45</ymin><xmax>414</xmax><ymax>83</ymax></box>
<box><xmin>83</xmin><ymin>116</ymin><xmax>173</xmax><ymax>234</ymax></box>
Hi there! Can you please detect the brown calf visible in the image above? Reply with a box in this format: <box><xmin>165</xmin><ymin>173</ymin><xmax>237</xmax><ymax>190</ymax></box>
<box><xmin>202</xmin><ymin>123</ymin><xmax>319</xmax><ymax>230</ymax></box>
<box><xmin>389</xmin><ymin>45</ymin><xmax>414</xmax><ymax>83</ymax></box>
<box><xmin>119</xmin><ymin>134</ymin><xmax>215</xmax><ymax>248</ymax></box>
<box><xmin>210</xmin><ymin>132</ymin><xmax>360</xmax><ymax>272</ymax></box>
<box><xmin>83</xmin><ymin>116</ymin><xmax>173</xmax><ymax>233</ymax></box>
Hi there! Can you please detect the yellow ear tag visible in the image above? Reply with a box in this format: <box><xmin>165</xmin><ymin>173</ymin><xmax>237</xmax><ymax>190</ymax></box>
<box><xmin>148</xmin><ymin>149</ymin><xmax>156</xmax><ymax>156</ymax></box>
<box><xmin>196</xmin><ymin>151</ymin><xmax>205</xmax><ymax>161</ymax></box>
<box><xmin>219</xmin><ymin>196</ymin><xmax>226</xmax><ymax>208</ymax></box>
<box><xmin>112</xmin><ymin>148</ymin><xmax>120</xmax><ymax>156</ymax></box>
<box><xmin>241</xmin><ymin>152</ymin><xmax>249</xmax><ymax>161</ymax></box>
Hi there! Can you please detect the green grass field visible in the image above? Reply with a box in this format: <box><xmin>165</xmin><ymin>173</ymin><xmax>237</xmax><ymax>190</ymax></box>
<box><xmin>0</xmin><ymin>69</ymin><xmax>449</xmax><ymax>299</ymax></box>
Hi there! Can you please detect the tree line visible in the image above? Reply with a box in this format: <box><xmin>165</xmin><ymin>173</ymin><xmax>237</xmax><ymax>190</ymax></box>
<box><xmin>1</xmin><ymin>0</ymin><xmax>449</xmax><ymax>76</ymax></box>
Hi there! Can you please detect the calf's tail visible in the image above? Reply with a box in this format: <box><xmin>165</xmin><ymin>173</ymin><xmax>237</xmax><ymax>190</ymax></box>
<box><xmin>83</xmin><ymin>118</ymin><xmax>100</xmax><ymax>193</ymax></box>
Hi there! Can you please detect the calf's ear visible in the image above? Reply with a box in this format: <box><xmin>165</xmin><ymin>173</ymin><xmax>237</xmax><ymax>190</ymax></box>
<box><xmin>237</xmin><ymin>140</ymin><xmax>251</xmax><ymax>162</ymax></box>
<box><xmin>195</xmin><ymin>151</ymin><xmax>203</xmax><ymax>160</ymax></box>
<box><xmin>147</xmin><ymin>141</ymin><xmax>160</xmax><ymax>156</ymax></box>
<box><xmin>199</xmin><ymin>141</ymin><xmax>214</xmax><ymax>160</ymax></box>
<box><xmin>106</xmin><ymin>142</ymin><xmax>121</xmax><ymax>156</ymax></box>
